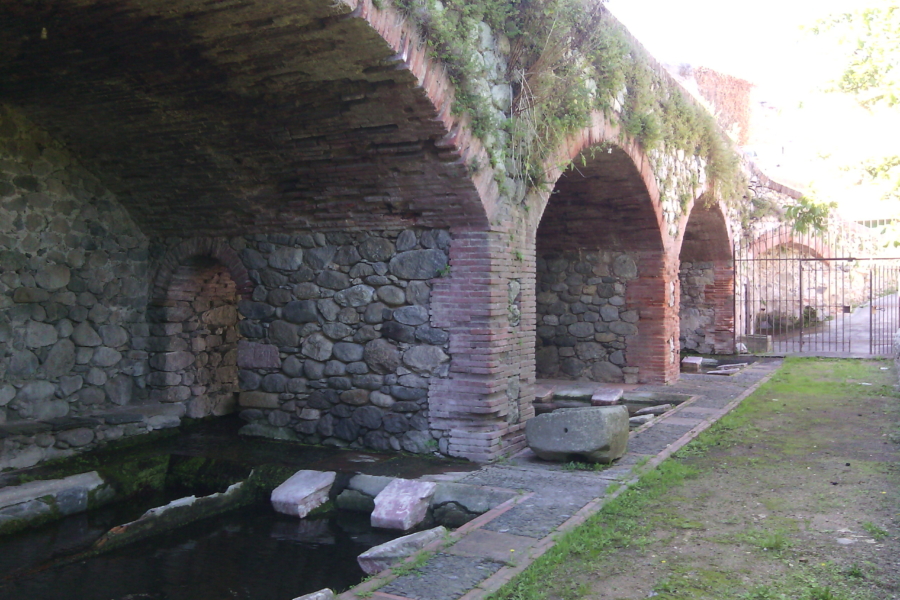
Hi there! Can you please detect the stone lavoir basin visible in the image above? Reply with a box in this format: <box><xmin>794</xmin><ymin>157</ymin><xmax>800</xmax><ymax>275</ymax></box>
<box><xmin>0</xmin><ymin>417</ymin><xmax>491</xmax><ymax>600</ymax></box>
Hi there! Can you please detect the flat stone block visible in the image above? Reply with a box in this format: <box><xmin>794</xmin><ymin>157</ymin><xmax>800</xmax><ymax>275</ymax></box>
<box><xmin>444</xmin><ymin>528</ymin><xmax>535</xmax><ymax>564</ymax></box>
<box><xmin>271</xmin><ymin>470</ymin><xmax>336</xmax><ymax>518</ymax></box>
<box><xmin>0</xmin><ymin>471</ymin><xmax>105</xmax><ymax>511</ymax></box>
<box><xmin>591</xmin><ymin>388</ymin><xmax>624</xmax><ymax>406</ymax></box>
<box><xmin>239</xmin><ymin>391</ymin><xmax>281</xmax><ymax>409</ymax></box>
<box><xmin>681</xmin><ymin>356</ymin><xmax>703</xmax><ymax>373</ymax></box>
<box><xmin>237</xmin><ymin>341</ymin><xmax>281</xmax><ymax>369</ymax></box>
<box><xmin>371</xmin><ymin>478</ymin><xmax>437</xmax><ymax>531</ymax></box>
<box><xmin>357</xmin><ymin>525</ymin><xmax>446</xmax><ymax>575</ymax></box>
<box><xmin>292</xmin><ymin>589</ymin><xmax>334</xmax><ymax>600</ymax></box>
<box><xmin>526</xmin><ymin>406</ymin><xmax>629</xmax><ymax>463</ymax></box>
<box><xmin>432</xmin><ymin>483</ymin><xmax>515</xmax><ymax>515</ymax></box>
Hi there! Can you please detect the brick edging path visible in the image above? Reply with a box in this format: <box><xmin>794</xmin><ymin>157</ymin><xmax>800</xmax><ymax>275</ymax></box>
<box><xmin>341</xmin><ymin>359</ymin><xmax>783</xmax><ymax>600</ymax></box>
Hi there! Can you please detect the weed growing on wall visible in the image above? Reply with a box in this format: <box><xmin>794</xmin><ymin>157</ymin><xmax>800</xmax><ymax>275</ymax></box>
<box><xmin>391</xmin><ymin>0</ymin><xmax>746</xmax><ymax>208</ymax></box>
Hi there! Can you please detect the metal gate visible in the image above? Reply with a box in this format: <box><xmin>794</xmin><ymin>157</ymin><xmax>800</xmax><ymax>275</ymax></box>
<box><xmin>734</xmin><ymin>225</ymin><xmax>900</xmax><ymax>356</ymax></box>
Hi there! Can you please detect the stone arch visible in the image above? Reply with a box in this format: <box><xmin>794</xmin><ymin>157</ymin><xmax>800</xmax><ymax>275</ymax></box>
<box><xmin>148</xmin><ymin>239</ymin><xmax>249</xmax><ymax>418</ymax></box>
<box><xmin>749</xmin><ymin>228</ymin><xmax>832</xmax><ymax>261</ymax></box>
<box><xmin>0</xmin><ymin>0</ymin><xmax>495</xmax><ymax>235</ymax></box>
<box><xmin>739</xmin><ymin>226</ymin><xmax>837</xmax><ymax>343</ymax></box>
<box><xmin>151</xmin><ymin>238</ymin><xmax>253</xmax><ymax>303</ymax></box>
<box><xmin>530</xmin><ymin>112</ymin><xmax>678</xmax><ymax>384</ymax></box>
<box><xmin>678</xmin><ymin>201</ymin><xmax>735</xmax><ymax>354</ymax></box>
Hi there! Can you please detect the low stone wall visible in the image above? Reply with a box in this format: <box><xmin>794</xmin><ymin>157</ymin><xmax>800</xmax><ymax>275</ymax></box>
<box><xmin>535</xmin><ymin>250</ymin><xmax>640</xmax><ymax>383</ymax></box>
<box><xmin>182</xmin><ymin>230</ymin><xmax>454</xmax><ymax>454</ymax></box>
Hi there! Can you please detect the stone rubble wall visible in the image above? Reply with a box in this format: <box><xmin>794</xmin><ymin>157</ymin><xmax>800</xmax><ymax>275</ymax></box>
<box><xmin>189</xmin><ymin>230</ymin><xmax>454</xmax><ymax>454</ymax></box>
<box><xmin>679</xmin><ymin>261</ymin><xmax>716</xmax><ymax>353</ymax></box>
<box><xmin>648</xmin><ymin>147</ymin><xmax>707</xmax><ymax>239</ymax></box>
<box><xmin>147</xmin><ymin>258</ymin><xmax>241</xmax><ymax>419</ymax></box>
<box><xmin>535</xmin><ymin>250</ymin><xmax>641</xmax><ymax>384</ymax></box>
<box><xmin>0</xmin><ymin>105</ymin><xmax>158</xmax><ymax>470</ymax></box>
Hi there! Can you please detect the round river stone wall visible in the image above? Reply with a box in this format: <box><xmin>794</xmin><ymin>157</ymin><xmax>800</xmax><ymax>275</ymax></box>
<box><xmin>177</xmin><ymin>229</ymin><xmax>453</xmax><ymax>454</ymax></box>
<box><xmin>535</xmin><ymin>250</ymin><xmax>640</xmax><ymax>383</ymax></box>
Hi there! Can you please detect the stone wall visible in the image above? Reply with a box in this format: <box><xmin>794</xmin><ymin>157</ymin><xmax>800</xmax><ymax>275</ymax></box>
<box><xmin>148</xmin><ymin>256</ymin><xmax>242</xmax><ymax>418</ymax></box>
<box><xmin>0</xmin><ymin>105</ymin><xmax>153</xmax><ymax>470</ymax></box>
<box><xmin>679</xmin><ymin>261</ymin><xmax>716</xmax><ymax>353</ymax></box>
<box><xmin>178</xmin><ymin>230</ymin><xmax>454</xmax><ymax>454</ymax></box>
<box><xmin>535</xmin><ymin>250</ymin><xmax>640</xmax><ymax>383</ymax></box>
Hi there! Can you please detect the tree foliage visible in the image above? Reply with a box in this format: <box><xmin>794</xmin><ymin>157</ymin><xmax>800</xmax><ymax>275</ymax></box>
<box><xmin>814</xmin><ymin>3</ymin><xmax>900</xmax><ymax>200</ymax></box>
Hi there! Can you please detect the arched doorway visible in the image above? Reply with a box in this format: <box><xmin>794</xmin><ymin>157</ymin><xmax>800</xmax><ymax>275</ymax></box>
<box><xmin>534</xmin><ymin>145</ymin><xmax>671</xmax><ymax>384</ymax></box>
<box><xmin>148</xmin><ymin>241</ymin><xmax>251</xmax><ymax>418</ymax></box>
<box><xmin>678</xmin><ymin>201</ymin><xmax>735</xmax><ymax>354</ymax></box>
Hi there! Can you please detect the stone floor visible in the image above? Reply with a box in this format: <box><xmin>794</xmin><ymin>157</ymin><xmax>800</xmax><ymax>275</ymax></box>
<box><xmin>343</xmin><ymin>358</ymin><xmax>783</xmax><ymax>600</ymax></box>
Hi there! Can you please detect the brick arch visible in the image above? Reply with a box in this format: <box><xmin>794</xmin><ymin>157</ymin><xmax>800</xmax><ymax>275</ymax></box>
<box><xmin>678</xmin><ymin>201</ymin><xmax>735</xmax><ymax>354</ymax></box>
<box><xmin>750</xmin><ymin>227</ymin><xmax>832</xmax><ymax>261</ymax></box>
<box><xmin>151</xmin><ymin>238</ymin><xmax>253</xmax><ymax>304</ymax></box>
<box><xmin>679</xmin><ymin>200</ymin><xmax>733</xmax><ymax>263</ymax></box>
<box><xmin>1</xmin><ymin>0</ymin><xmax>494</xmax><ymax>235</ymax></box>
<box><xmin>530</xmin><ymin>112</ymin><xmax>678</xmax><ymax>384</ymax></box>
<box><xmin>534</xmin><ymin>112</ymin><xmax>668</xmax><ymax>254</ymax></box>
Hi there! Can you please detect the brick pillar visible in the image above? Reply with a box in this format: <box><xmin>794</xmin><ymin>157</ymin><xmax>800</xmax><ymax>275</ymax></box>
<box><xmin>429</xmin><ymin>227</ymin><xmax>534</xmax><ymax>461</ymax></box>
<box><xmin>711</xmin><ymin>259</ymin><xmax>736</xmax><ymax>353</ymax></box>
<box><xmin>625</xmin><ymin>250</ymin><xmax>680</xmax><ymax>383</ymax></box>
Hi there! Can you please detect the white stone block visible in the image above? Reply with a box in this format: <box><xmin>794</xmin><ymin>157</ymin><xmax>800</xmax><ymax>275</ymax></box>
<box><xmin>357</xmin><ymin>526</ymin><xmax>446</xmax><ymax>575</ymax></box>
<box><xmin>271</xmin><ymin>470</ymin><xmax>336</xmax><ymax>518</ymax></box>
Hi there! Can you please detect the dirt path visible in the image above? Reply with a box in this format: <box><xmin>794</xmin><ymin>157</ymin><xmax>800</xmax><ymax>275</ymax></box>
<box><xmin>497</xmin><ymin>358</ymin><xmax>900</xmax><ymax>600</ymax></box>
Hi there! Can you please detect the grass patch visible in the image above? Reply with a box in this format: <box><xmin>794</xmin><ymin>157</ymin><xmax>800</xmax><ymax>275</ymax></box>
<box><xmin>491</xmin><ymin>358</ymin><xmax>897</xmax><ymax>600</ymax></box>
<box><xmin>861</xmin><ymin>521</ymin><xmax>888</xmax><ymax>540</ymax></box>
<box><xmin>489</xmin><ymin>460</ymin><xmax>699</xmax><ymax>600</ymax></box>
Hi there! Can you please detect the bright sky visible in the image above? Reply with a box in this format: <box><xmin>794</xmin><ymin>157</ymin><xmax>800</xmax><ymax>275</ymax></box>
<box><xmin>605</xmin><ymin>0</ymin><xmax>900</xmax><ymax>220</ymax></box>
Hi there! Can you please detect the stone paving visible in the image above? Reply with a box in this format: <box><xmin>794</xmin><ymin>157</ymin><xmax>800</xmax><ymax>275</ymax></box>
<box><xmin>344</xmin><ymin>358</ymin><xmax>783</xmax><ymax>600</ymax></box>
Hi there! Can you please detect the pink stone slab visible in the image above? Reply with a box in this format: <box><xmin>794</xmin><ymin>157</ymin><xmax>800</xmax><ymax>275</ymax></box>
<box><xmin>681</xmin><ymin>356</ymin><xmax>703</xmax><ymax>373</ymax></box>
<box><xmin>371</xmin><ymin>479</ymin><xmax>437</xmax><ymax>531</ymax></box>
<box><xmin>271</xmin><ymin>470</ymin><xmax>336</xmax><ymax>518</ymax></box>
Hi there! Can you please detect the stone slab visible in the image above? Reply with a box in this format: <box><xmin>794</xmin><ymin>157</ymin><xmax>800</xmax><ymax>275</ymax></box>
<box><xmin>271</xmin><ymin>470</ymin><xmax>336</xmax><ymax>518</ymax></box>
<box><xmin>591</xmin><ymin>388</ymin><xmax>624</xmax><ymax>405</ymax></box>
<box><xmin>0</xmin><ymin>471</ymin><xmax>105</xmax><ymax>510</ymax></box>
<box><xmin>371</xmin><ymin>478</ymin><xmax>436</xmax><ymax>531</ymax></box>
<box><xmin>293</xmin><ymin>590</ymin><xmax>335</xmax><ymax>600</ymax></box>
<box><xmin>444</xmin><ymin>528</ymin><xmax>535</xmax><ymax>564</ymax></box>
<box><xmin>432</xmin><ymin>483</ymin><xmax>515</xmax><ymax>515</ymax></box>
<box><xmin>627</xmin><ymin>422</ymin><xmax>694</xmax><ymax>456</ymax></box>
<box><xmin>380</xmin><ymin>553</ymin><xmax>504</xmax><ymax>600</ymax></box>
<box><xmin>526</xmin><ymin>406</ymin><xmax>629</xmax><ymax>463</ymax></box>
<box><xmin>357</xmin><ymin>526</ymin><xmax>446</xmax><ymax>575</ymax></box>
<box><xmin>681</xmin><ymin>356</ymin><xmax>703</xmax><ymax>373</ymax></box>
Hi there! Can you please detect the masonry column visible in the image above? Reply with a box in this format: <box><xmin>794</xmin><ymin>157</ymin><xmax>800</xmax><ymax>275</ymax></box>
<box><xmin>626</xmin><ymin>251</ymin><xmax>680</xmax><ymax>383</ymax></box>
<box><xmin>429</xmin><ymin>227</ymin><xmax>534</xmax><ymax>461</ymax></box>
<box><xmin>711</xmin><ymin>260</ymin><xmax>736</xmax><ymax>353</ymax></box>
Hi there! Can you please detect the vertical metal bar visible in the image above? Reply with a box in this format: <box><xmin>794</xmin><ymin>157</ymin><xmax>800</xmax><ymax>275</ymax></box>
<box><xmin>799</xmin><ymin>260</ymin><xmax>804</xmax><ymax>352</ymax></box>
<box><xmin>869</xmin><ymin>266</ymin><xmax>874</xmax><ymax>355</ymax></box>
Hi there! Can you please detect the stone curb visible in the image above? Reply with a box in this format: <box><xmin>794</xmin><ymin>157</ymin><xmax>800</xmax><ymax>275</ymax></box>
<box><xmin>342</xmin><ymin>364</ymin><xmax>780</xmax><ymax>600</ymax></box>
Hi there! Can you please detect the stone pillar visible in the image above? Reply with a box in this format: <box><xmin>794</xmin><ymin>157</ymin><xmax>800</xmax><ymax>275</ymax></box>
<box><xmin>625</xmin><ymin>251</ymin><xmax>680</xmax><ymax>384</ymax></box>
<box><xmin>710</xmin><ymin>260</ymin><xmax>735</xmax><ymax>354</ymax></box>
<box><xmin>428</xmin><ymin>227</ymin><xmax>534</xmax><ymax>461</ymax></box>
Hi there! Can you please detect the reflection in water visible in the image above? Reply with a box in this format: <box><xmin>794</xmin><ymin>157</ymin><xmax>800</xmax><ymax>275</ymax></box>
<box><xmin>0</xmin><ymin>507</ymin><xmax>399</xmax><ymax>600</ymax></box>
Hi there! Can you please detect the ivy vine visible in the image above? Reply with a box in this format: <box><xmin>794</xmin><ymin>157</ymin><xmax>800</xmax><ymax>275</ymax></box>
<box><xmin>391</xmin><ymin>0</ymin><xmax>746</xmax><ymax>210</ymax></box>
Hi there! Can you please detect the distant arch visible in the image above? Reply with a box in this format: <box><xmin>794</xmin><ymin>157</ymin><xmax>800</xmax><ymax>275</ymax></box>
<box><xmin>678</xmin><ymin>201</ymin><xmax>735</xmax><ymax>354</ymax></box>
<box><xmin>749</xmin><ymin>227</ymin><xmax>832</xmax><ymax>262</ymax></box>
